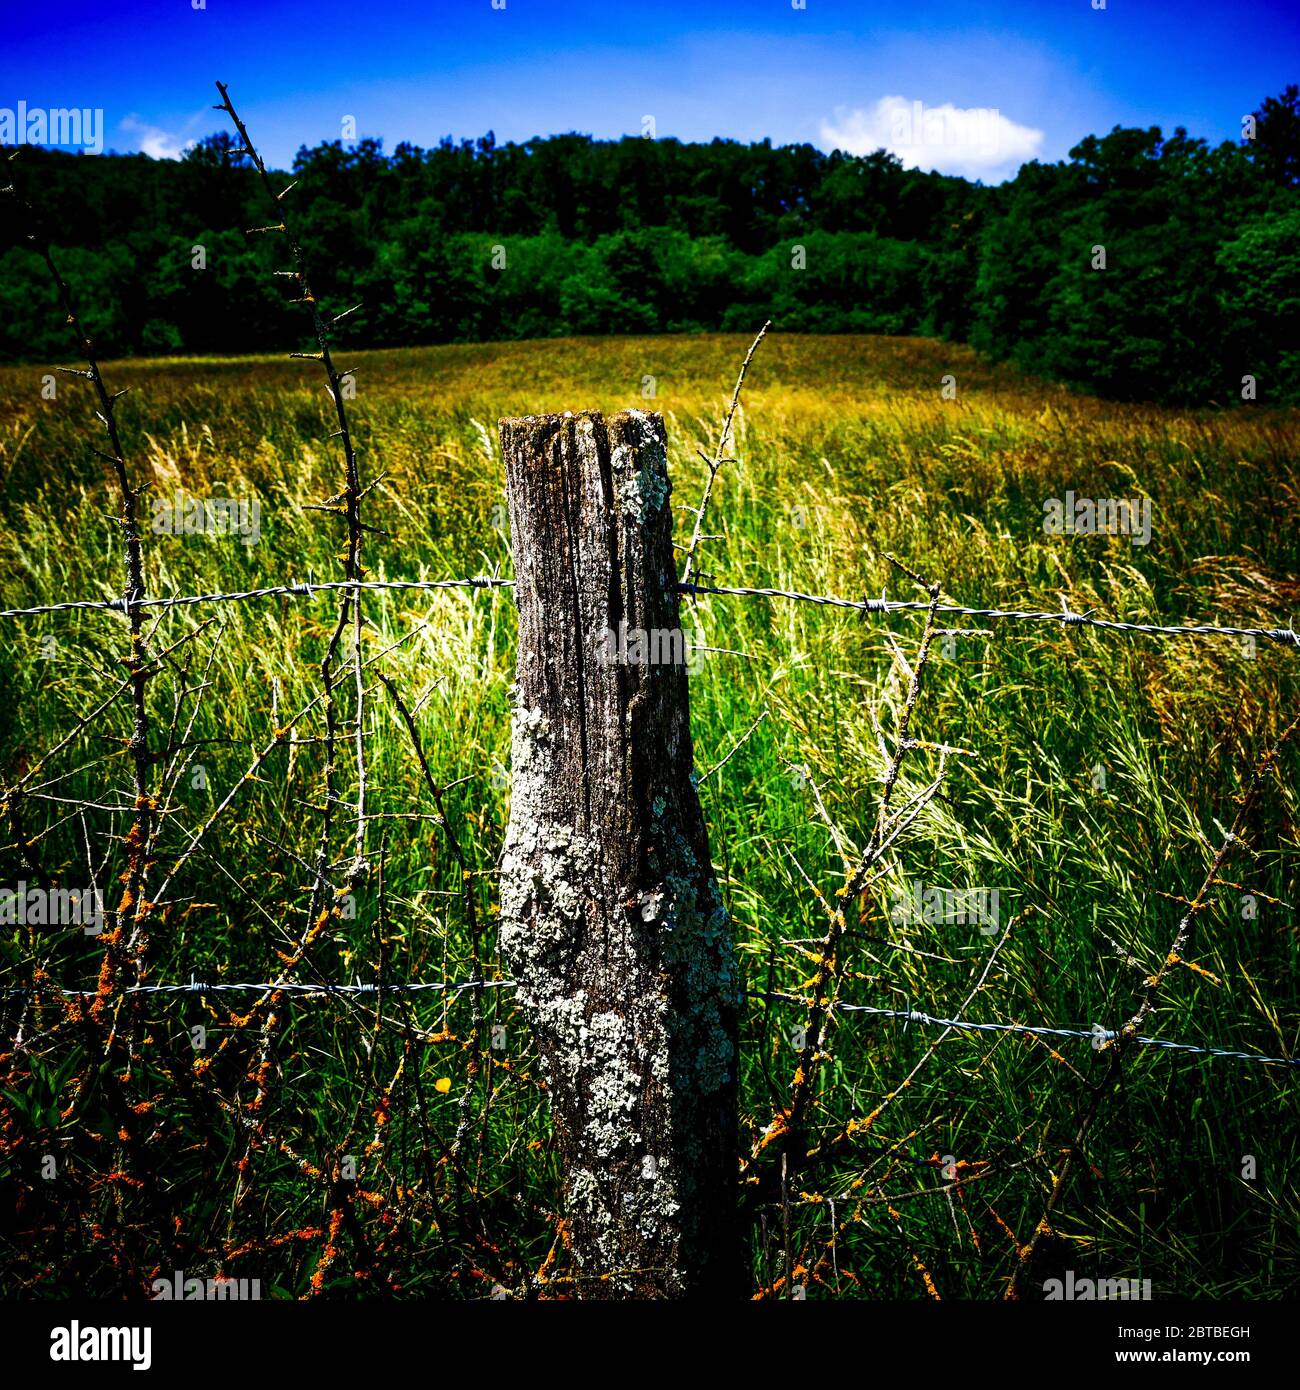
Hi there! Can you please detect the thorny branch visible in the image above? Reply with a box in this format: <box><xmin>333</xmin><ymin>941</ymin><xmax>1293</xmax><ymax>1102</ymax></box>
<box><xmin>1005</xmin><ymin>712</ymin><xmax>1300</xmax><ymax>1298</ymax></box>
<box><xmin>751</xmin><ymin>556</ymin><xmax>965</xmax><ymax>1170</ymax></box>
<box><xmin>2</xmin><ymin>156</ymin><xmax>155</xmax><ymax>1005</ymax></box>
<box><xmin>679</xmin><ymin>319</ymin><xmax>770</xmax><ymax>586</ymax></box>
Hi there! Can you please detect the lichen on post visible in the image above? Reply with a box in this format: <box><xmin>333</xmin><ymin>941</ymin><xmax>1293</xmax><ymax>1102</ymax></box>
<box><xmin>499</xmin><ymin>410</ymin><xmax>741</xmax><ymax>1298</ymax></box>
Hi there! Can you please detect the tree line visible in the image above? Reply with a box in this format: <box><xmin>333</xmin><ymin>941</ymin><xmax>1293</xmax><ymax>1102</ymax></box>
<box><xmin>2</xmin><ymin>86</ymin><xmax>1296</xmax><ymax>404</ymax></box>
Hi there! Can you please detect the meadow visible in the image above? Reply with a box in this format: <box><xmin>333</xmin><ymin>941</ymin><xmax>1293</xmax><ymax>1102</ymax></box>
<box><xmin>0</xmin><ymin>331</ymin><xmax>1297</xmax><ymax>1298</ymax></box>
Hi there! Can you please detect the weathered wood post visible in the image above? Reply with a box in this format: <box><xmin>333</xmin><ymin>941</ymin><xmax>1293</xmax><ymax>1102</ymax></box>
<box><xmin>499</xmin><ymin>410</ymin><xmax>741</xmax><ymax>1298</ymax></box>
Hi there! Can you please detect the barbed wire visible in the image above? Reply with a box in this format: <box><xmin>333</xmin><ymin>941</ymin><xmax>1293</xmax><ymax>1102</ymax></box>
<box><xmin>680</xmin><ymin>582</ymin><xmax>1300</xmax><ymax>645</ymax></box>
<box><xmin>757</xmin><ymin>990</ymin><xmax>1298</xmax><ymax>1066</ymax></box>
<box><xmin>5</xmin><ymin>976</ymin><xmax>508</xmax><ymax>998</ymax></box>
<box><xmin>0</xmin><ymin>576</ymin><xmax>515</xmax><ymax>620</ymax></box>
<box><xmin>2</xmin><ymin>574</ymin><xmax>1294</xmax><ymax>645</ymax></box>
<box><xmin>5</xmin><ymin>975</ymin><xmax>1292</xmax><ymax>1066</ymax></box>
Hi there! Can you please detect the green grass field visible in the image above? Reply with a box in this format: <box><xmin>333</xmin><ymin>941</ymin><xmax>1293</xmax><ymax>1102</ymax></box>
<box><xmin>1</xmin><ymin>332</ymin><xmax>1297</xmax><ymax>1298</ymax></box>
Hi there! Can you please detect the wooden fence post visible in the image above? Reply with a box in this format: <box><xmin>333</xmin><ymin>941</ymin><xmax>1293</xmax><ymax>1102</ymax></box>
<box><xmin>499</xmin><ymin>409</ymin><xmax>741</xmax><ymax>1298</ymax></box>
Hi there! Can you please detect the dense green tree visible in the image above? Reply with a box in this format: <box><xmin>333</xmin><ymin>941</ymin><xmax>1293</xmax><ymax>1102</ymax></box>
<box><xmin>1</xmin><ymin>89</ymin><xmax>1296</xmax><ymax>404</ymax></box>
<box><xmin>1217</xmin><ymin>205</ymin><xmax>1300</xmax><ymax>398</ymax></box>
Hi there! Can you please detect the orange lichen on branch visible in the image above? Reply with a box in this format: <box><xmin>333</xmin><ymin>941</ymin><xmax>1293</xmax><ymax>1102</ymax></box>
<box><xmin>751</xmin><ymin>1108</ymin><xmax>791</xmax><ymax>1158</ymax></box>
<box><xmin>101</xmin><ymin>1170</ymin><xmax>146</xmax><ymax>1191</ymax></box>
<box><xmin>886</xmin><ymin>1202</ymin><xmax>940</xmax><ymax>1300</ymax></box>
<box><xmin>308</xmin><ymin>1206</ymin><xmax>347</xmax><ymax>1297</ymax></box>
<box><xmin>534</xmin><ymin>1217</ymin><xmax>570</xmax><ymax>1288</ymax></box>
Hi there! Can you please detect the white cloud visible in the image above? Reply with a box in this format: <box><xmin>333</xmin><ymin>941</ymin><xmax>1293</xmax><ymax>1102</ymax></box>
<box><xmin>119</xmin><ymin>115</ymin><xmax>194</xmax><ymax>160</ymax></box>
<box><xmin>820</xmin><ymin>96</ymin><xmax>1043</xmax><ymax>180</ymax></box>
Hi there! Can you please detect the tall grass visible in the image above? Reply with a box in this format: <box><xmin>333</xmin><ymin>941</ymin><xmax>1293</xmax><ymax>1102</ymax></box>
<box><xmin>1</xmin><ymin>333</ymin><xmax>1296</xmax><ymax>1298</ymax></box>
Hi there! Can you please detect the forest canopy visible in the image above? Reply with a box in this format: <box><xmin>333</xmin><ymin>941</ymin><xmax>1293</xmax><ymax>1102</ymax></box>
<box><xmin>2</xmin><ymin>85</ymin><xmax>1297</xmax><ymax>404</ymax></box>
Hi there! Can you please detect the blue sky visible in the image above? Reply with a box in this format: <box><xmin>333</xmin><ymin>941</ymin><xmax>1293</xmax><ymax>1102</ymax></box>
<box><xmin>2</xmin><ymin>0</ymin><xmax>1296</xmax><ymax>181</ymax></box>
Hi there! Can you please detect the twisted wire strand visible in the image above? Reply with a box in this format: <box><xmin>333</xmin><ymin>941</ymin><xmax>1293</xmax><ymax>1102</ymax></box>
<box><xmin>680</xmin><ymin>582</ymin><xmax>1300</xmax><ymax>645</ymax></box>
<box><xmin>6</xmin><ymin>977</ymin><xmax>1292</xmax><ymax>1065</ymax></box>
<box><xmin>757</xmin><ymin>990</ymin><xmax>1298</xmax><ymax>1066</ymax></box>
<box><xmin>0</xmin><ymin>575</ymin><xmax>514</xmax><ymax>619</ymax></box>
<box><xmin>2</xmin><ymin>574</ymin><xmax>1293</xmax><ymax>644</ymax></box>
